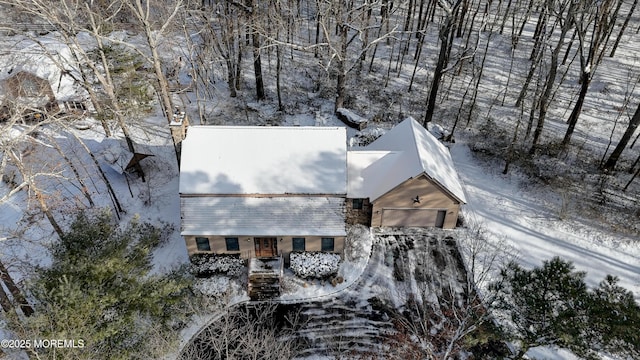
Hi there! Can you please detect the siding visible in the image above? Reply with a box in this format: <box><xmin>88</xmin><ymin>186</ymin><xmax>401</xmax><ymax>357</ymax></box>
<box><xmin>186</xmin><ymin>235</ymin><xmax>345</xmax><ymax>259</ymax></box>
<box><xmin>371</xmin><ymin>174</ymin><xmax>460</xmax><ymax>229</ymax></box>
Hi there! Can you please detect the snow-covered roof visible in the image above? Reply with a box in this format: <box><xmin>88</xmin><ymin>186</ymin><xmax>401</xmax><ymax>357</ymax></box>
<box><xmin>347</xmin><ymin>150</ymin><xmax>396</xmax><ymax>198</ymax></box>
<box><xmin>180</xmin><ymin>196</ymin><xmax>346</xmax><ymax>236</ymax></box>
<box><xmin>100</xmin><ymin>138</ymin><xmax>154</xmax><ymax>174</ymax></box>
<box><xmin>348</xmin><ymin>117</ymin><xmax>467</xmax><ymax>203</ymax></box>
<box><xmin>179</xmin><ymin>126</ymin><xmax>347</xmax><ymax>195</ymax></box>
<box><xmin>0</xmin><ymin>40</ymin><xmax>82</xmax><ymax>102</ymax></box>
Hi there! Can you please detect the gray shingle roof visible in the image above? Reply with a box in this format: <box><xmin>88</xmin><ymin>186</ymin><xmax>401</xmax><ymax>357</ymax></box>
<box><xmin>181</xmin><ymin>196</ymin><xmax>346</xmax><ymax>236</ymax></box>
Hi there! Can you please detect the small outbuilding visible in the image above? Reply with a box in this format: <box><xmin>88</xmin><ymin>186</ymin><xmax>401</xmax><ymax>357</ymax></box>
<box><xmin>0</xmin><ymin>71</ymin><xmax>59</xmax><ymax>117</ymax></box>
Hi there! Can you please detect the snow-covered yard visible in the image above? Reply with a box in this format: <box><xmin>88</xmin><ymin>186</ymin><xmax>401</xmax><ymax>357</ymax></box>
<box><xmin>450</xmin><ymin>144</ymin><xmax>640</xmax><ymax>300</ymax></box>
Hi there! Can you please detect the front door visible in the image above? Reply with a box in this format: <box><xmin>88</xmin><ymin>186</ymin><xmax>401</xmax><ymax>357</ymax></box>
<box><xmin>254</xmin><ymin>237</ymin><xmax>278</xmax><ymax>257</ymax></box>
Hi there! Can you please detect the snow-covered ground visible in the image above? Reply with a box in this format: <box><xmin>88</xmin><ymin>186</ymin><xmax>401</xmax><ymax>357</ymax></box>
<box><xmin>451</xmin><ymin>143</ymin><xmax>640</xmax><ymax>300</ymax></box>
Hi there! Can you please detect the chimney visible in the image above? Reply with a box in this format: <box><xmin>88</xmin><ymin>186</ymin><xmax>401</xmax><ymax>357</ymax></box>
<box><xmin>170</xmin><ymin>106</ymin><xmax>189</xmax><ymax>164</ymax></box>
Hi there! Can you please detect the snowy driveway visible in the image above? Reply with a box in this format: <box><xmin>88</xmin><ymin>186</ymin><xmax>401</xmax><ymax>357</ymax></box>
<box><xmin>450</xmin><ymin>144</ymin><xmax>640</xmax><ymax>299</ymax></box>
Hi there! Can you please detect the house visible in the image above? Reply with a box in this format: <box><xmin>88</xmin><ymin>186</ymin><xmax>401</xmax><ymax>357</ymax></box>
<box><xmin>0</xmin><ymin>71</ymin><xmax>59</xmax><ymax>119</ymax></box>
<box><xmin>347</xmin><ymin>117</ymin><xmax>466</xmax><ymax>229</ymax></box>
<box><xmin>179</xmin><ymin>126</ymin><xmax>347</xmax><ymax>261</ymax></box>
<box><xmin>179</xmin><ymin>117</ymin><xmax>466</xmax><ymax>261</ymax></box>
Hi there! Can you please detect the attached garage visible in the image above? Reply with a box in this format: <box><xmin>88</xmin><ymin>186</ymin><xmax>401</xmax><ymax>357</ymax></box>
<box><xmin>347</xmin><ymin>117</ymin><xmax>466</xmax><ymax>229</ymax></box>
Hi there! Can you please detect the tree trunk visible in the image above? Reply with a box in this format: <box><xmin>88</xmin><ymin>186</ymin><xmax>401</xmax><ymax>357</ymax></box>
<box><xmin>499</xmin><ymin>0</ymin><xmax>513</xmax><ymax>34</ymax></box>
<box><xmin>603</xmin><ymin>103</ymin><xmax>640</xmax><ymax>171</ymax></box>
<box><xmin>0</xmin><ymin>282</ymin><xmax>12</xmax><ymax>314</ymax></box>
<box><xmin>87</xmin><ymin>9</ymin><xmax>148</xmax><ymax>182</ymax></box>
<box><xmin>466</xmin><ymin>28</ymin><xmax>491</xmax><ymax>128</ymax></box>
<box><xmin>560</xmin><ymin>0</ymin><xmax>620</xmax><ymax>150</ymax></box>
<box><xmin>515</xmin><ymin>8</ymin><xmax>549</xmax><ymax>108</ymax></box>
<box><xmin>7</xmin><ymin>150</ymin><xmax>64</xmax><ymax>238</ymax></box>
<box><xmin>561</xmin><ymin>29</ymin><xmax>577</xmax><ymax>65</ymax></box>
<box><xmin>67</xmin><ymin>46</ymin><xmax>112</xmax><ymax>137</ymax></box>
<box><xmin>456</xmin><ymin>0</ymin><xmax>468</xmax><ymax>38</ymax></box>
<box><xmin>529</xmin><ymin>7</ymin><xmax>547</xmax><ymax>60</ymax></box>
<box><xmin>358</xmin><ymin>7</ymin><xmax>372</xmax><ymax>73</ymax></box>
<box><xmin>227</xmin><ymin>59</ymin><xmax>238</xmax><ymax>97</ymax></box>
<box><xmin>624</xmin><ymin>163</ymin><xmax>640</xmax><ymax>191</ymax></box>
<box><xmin>276</xmin><ymin>44</ymin><xmax>283</xmax><ymax>111</ymax></box>
<box><xmin>530</xmin><ymin>5</ymin><xmax>575</xmax><ymax>153</ymax></box>
<box><xmin>247</xmin><ymin>0</ymin><xmax>265</xmax><ymax>100</ymax></box>
<box><xmin>609</xmin><ymin>0</ymin><xmax>637</xmax><ymax>57</ymax></box>
<box><xmin>0</xmin><ymin>260</ymin><xmax>33</xmax><ymax>316</ymax></box>
<box><xmin>68</xmin><ymin>130</ymin><xmax>124</xmax><ymax>215</ymax></box>
<box><xmin>404</xmin><ymin>0</ymin><xmax>415</xmax><ymax>32</ymax></box>
<box><xmin>504</xmin><ymin>106</ymin><xmax>524</xmax><ymax>174</ymax></box>
<box><xmin>424</xmin><ymin>10</ymin><xmax>454</xmax><ymax>125</ymax></box>
<box><xmin>562</xmin><ymin>71</ymin><xmax>590</xmax><ymax>147</ymax></box>
<box><xmin>125</xmin><ymin>0</ymin><xmax>180</xmax><ymax>166</ymax></box>
<box><xmin>315</xmin><ymin>13</ymin><xmax>321</xmax><ymax>58</ymax></box>
<box><xmin>48</xmin><ymin>134</ymin><xmax>95</xmax><ymax>207</ymax></box>
<box><xmin>335</xmin><ymin>25</ymin><xmax>348</xmax><ymax>112</ymax></box>
<box><xmin>252</xmin><ymin>31</ymin><xmax>265</xmax><ymax>100</ymax></box>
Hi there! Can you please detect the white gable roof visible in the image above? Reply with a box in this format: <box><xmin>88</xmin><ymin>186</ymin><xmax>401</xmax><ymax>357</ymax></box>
<box><xmin>348</xmin><ymin>117</ymin><xmax>466</xmax><ymax>203</ymax></box>
<box><xmin>179</xmin><ymin>126</ymin><xmax>347</xmax><ymax>195</ymax></box>
<box><xmin>348</xmin><ymin>150</ymin><xmax>398</xmax><ymax>199</ymax></box>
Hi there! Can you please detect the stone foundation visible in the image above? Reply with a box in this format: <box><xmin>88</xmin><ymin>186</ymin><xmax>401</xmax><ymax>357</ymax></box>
<box><xmin>345</xmin><ymin>198</ymin><xmax>372</xmax><ymax>226</ymax></box>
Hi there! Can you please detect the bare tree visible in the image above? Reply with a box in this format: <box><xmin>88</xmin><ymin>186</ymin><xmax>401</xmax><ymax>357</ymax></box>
<box><xmin>194</xmin><ymin>1</ymin><xmax>245</xmax><ymax>99</ymax></box>
<box><xmin>608</xmin><ymin>0</ymin><xmax>637</xmax><ymax>57</ymax></box>
<box><xmin>246</xmin><ymin>0</ymin><xmax>266</xmax><ymax>100</ymax></box>
<box><xmin>602</xmin><ymin>101</ymin><xmax>640</xmax><ymax>172</ymax></box>
<box><xmin>180</xmin><ymin>303</ymin><xmax>302</xmax><ymax>360</ymax></box>
<box><xmin>314</xmin><ymin>0</ymin><xmax>399</xmax><ymax>112</ymax></box>
<box><xmin>5</xmin><ymin>0</ymin><xmax>149</xmax><ymax>180</ymax></box>
<box><xmin>423</xmin><ymin>0</ymin><xmax>462</xmax><ymax>125</ymax></box>
<box><xmin>123</xmin><ymin>0</ymin><xmax>182</xmax><ymax>121</ymax></box>
<box><xmin>561</xmin><ymin>0</ymin><xmax>623</xmax><ymax>148</ymax></box>
<box><xmin>0</xmin><ymin>108</ymin><xmax>69</xmax><ymax>239</ymax></box>
<box><xmin>529</xmin><ymin>0</ymin><xmax>577</xmax><ymax>153</ymax></box>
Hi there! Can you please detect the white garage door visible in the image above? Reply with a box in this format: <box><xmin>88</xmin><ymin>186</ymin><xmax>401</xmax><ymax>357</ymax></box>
<box><xmin>381</xmin><ymin>209</ymin><xmax>446</xmax><ymax>228</ymax></box>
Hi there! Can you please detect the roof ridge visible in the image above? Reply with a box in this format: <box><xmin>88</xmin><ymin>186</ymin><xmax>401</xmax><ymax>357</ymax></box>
<box><xmin>406</xmin><ymin>118</ymin><xmax>428</xmax><ymax>174</ymax></box>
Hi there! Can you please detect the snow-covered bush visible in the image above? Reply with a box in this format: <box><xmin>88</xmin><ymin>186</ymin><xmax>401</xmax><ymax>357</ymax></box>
<box><xmin>190</xmin><ymin>254</ymin><xmax>245</xmax><ymax>278</ymax></box>
<box><xmin>349</xmin><ymin>127</ymin><xmax>386</xmax><ymax>147</ymax></box>
<box><xmin>290</xmin><ymin>252</ymin><xmax>340</xmax><ymax>279</ymax></box>
<box><xmin>193</xmin><ymin>276</ymin><xmax>231</xmax><ymax>297</ymax></box>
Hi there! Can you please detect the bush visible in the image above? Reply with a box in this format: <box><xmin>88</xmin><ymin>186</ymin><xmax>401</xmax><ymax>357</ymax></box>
<box><xmin>190</xmin><ymin>253</ymin><xmax>245</xmax><ymax>278</ymax></box>
<box><xmin>290</xmin><ymin>252</ymin><xmax>340</xmax><ymax>279</ymax></box>
<box><xmin>18</xmin><ymin>211</ymin><xmax>193</xmax><ymax>360</ymax></box>
<box><xmin>491</xmin><ymin>257</ymin><xmax>640</xmax><ymax>359</ymax></box>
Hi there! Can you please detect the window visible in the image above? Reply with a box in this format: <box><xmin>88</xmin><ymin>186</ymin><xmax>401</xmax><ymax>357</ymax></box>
<box><xmin>321</xmin><ymin>237</ymin><xmax>335</xmax><ymax>252</ymax></box>
<box><xmin>352</xmin><ymin>198</ymin><xmax>363</xmax><ymax>210</ymax></box>
<box><xmin>292</xmin><ymin>237</ymin><xmax>306</xmax><ymax>252</ymax></box>
<box><xmin>225</xmin><ymin>237</ymin><xmax>240</xmax><ymax>251</ymax></box>
<box><xmin>195</xmin><ymin>237</ymin><xmax>211</xmax><ymax>251</ymax></box>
